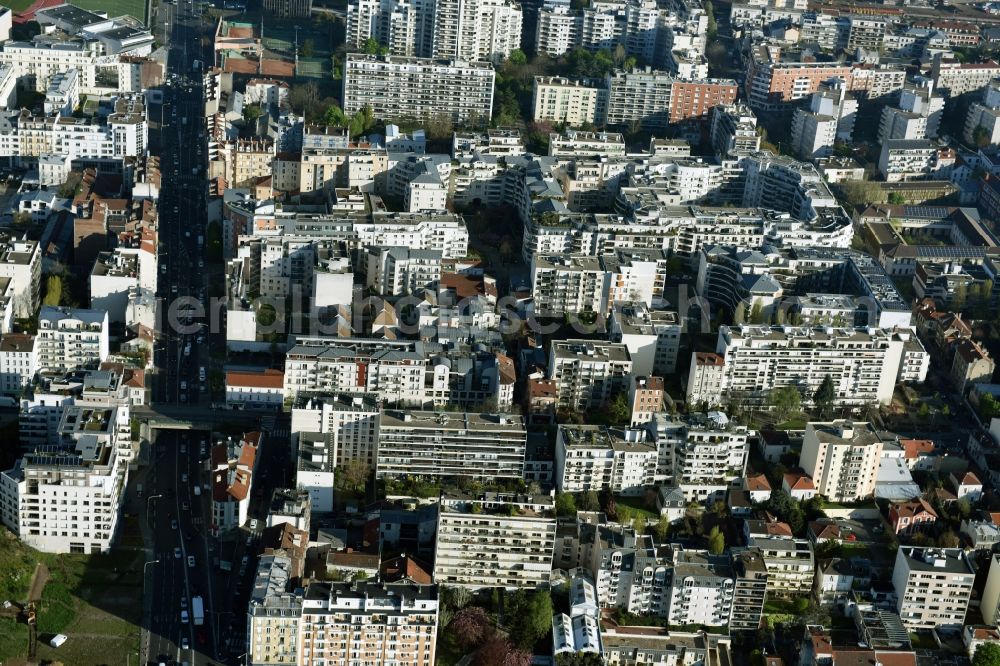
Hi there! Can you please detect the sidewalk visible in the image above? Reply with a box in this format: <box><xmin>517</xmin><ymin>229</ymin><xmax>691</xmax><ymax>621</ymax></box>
<box><xmin>133</xmin><ymin>438</ymin><xmax>157</xmax><ymax>666</ymax></box>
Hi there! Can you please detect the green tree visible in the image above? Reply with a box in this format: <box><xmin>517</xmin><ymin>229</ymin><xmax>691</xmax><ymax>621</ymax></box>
<box><xmin>507</xmin><ymin>589</ymin><xmax>553</xmax><ymax>649</ymax></box>
<box><xmin>242</xmin><ymin>103</ymin><xmax>264</xmax><ymax>123</ymax></box>
<box><xmin>794</xmin><ymin>597</ymin><xmax>811</xmax><ymax>613</ymax></box>
<box><xmin>12</xmin><ymin>211</ymin><xmax>32</xmax><ymax>227</ymax></box>
<box><xmin>953</xmin><ymin>282</ymin><xmax>969</xmax><ymax>312</ymax></box>
<box><xmin>732</xmin><ymin>302</ymin><xmax>746</xmax><ymax>325</ymax></box>
<box><xmin>708</xmin><ymin>526</ymin><xmax>725</xmax><ymax>554</ymax></box>
<box><xmin>508</xmin><ymin>48</ymin><xmax>527</xmax><ymax>65</ymax></box>
<box><xmin>887</xmin><ymin>192</ymin><xmax>906</xmax><ymax>205</ymax></box>
<box><xmin>749</xmin><ymin>298</ymin><xmax>765</xmax><ymax>324</ymax></box>
<box><xmin>813</xmin><ymin>375</ymin><xmax>836</xmax><ymax>417</ymax></box>
<box><xmin>335</xmin><ymin>459</ymin><xmax>370</xmax><ymax>494</ymax></box>
<box><xmin>555</xmin><ymin>492</ymin><xmax>578</xmax><ymax>517</ymax></box>
<box><xmin>43</xmin><ymin>275</ymin><xmax>62</xmax><ymax>307</ymax></box>
<box><xmin>301</xmin><ymin>38</ymin><xmax>315</xmax><ymax>57</ymax></box>
<box><xmin>974</xmin><ymin>642</ymin><xmax>1000</xmax><ymax>666</ymax></box>
<box><xmin>980</xmin><ymin>393</ymin><xmax>1000</xmax><ymax>420</ymax></box>
<box><xmin>653</xmin><ymin>514</ymin><xmax>670</xmax><ymax>542</ymax></box>
<box><xmin>770</xmin><ymin>386</ymin><xmax>801</xmax><ymax>422</ymax></box>
<box><xmin>704</xmin><ymin>0</ymin><xmax>717</xmax><ymax>40</ymax></box>
<box><xmin>322</xmin><ymin>104</ymin><xmax>347</xmax><ymax>126</ymax></box>
<box><xmin>604</xmin><ymin>392</ymin><xmax>631</xmax><ymax>426</ymax></box>
<box><xmin>362</xmin><ymin>37</ymin><xmax>389</xmax><ymax>56</ymax></box>
<box><xmin>579</xmin><ymin>490</ymin><xmax>600</xmax><ymax>512</ymax></box>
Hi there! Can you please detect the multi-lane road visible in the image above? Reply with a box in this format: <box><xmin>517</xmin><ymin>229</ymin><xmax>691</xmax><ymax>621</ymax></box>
<box><xmin>141</xmin><ymin>0</ymin><xmax>220</xmax><ymax>664</ymax></box>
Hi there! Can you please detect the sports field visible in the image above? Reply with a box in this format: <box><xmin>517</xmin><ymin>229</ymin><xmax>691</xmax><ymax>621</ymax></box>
<box><xmin>2</xmin><ymin>0</ymin><xmax>146</xmax><ymax>22</ymax></box>
<box><xmin>73</xmin><ymin>0</ymin><xmax>146</xmax><ymax>21</ymax></box>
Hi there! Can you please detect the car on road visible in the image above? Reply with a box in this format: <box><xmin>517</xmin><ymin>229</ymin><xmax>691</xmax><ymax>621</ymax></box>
<box><xmin>181</xmin><ymin>637</ymin><xmax>189</xmax><ymax>650</ymax></box>
<box><xmin>181</xmin><ymin>473</ymin><xmax>188</xmax><ymax>483</ymax></box>
<box><xmin>187</xmin><ymin>555</ymin><xmax>195</xmax><ymax>568</ymax></box>
<box><xmin>181</xmin><ymin>596</ymin><xmax>188</xmax><ymax>608</ymax></box>
<box><xmin>181</xmin><ymin>610</ymin><xmax>189</xmax><ymax>623</ymax></box>
<box><xmin>182</xmin><ymin>501</ymin><xmax>189</xmax><ymax>510</ymax></box>
<box><xmin>174</xmin><ymin>547</ymin><xmax>182</xmax><ymax>559</ymax></box>
<box><xmin>171</xmin><ymin>519</ymin><xmax>178</xmax><ymax>530</ymax></box>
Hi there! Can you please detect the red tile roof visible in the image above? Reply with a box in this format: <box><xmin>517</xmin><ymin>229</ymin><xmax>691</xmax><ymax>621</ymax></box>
<box><xmin>226</xmin><ymin>368</ymin><xmax>284</xmax><ymax>389</ymax></box>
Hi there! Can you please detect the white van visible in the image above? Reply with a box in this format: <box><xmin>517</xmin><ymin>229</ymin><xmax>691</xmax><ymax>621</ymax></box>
<box><xmin>50</xmin><ymin>634</ymin><xmax>68</xmax><ymax>648</ymax></box>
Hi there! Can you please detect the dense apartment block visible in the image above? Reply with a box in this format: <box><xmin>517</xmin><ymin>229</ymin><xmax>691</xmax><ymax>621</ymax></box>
<box><xmin>556</xmin><ymin>424</ymin><xmax>657</xmax><ymax>495</ymax></box>
<box><xmin>749</xmin><ymin>535</ymin><xmax>815</xmax><ymax>597</ymax></box>
<box><xmin>686</xmin><ymin>325</ymin><xmax>929</xmax><ymax>407</ymax></box>
<box><xmin>0</xmin><ymin>407</ymin><xmax>128</xmax><ymax>553</ymax></box>
<box><xmin>532</xmin><ymin>76</ymin><xmax>608</xmax><ymax>126</ymax></box>
<box><xmin>669</xmin><ymin>549</ymin><xmax>735</xmax><ymax>627</ymax></box>
<box><xmin>893</xmin><ymin>547</ymin><xmax>974</xmax><ymax>630</ymax></box>
<box><xmin>433</xmin><ymin>492</ymin><xmax>556</xmax><ymax>589</ymax></box>
<box><xmin>604</xmin><ymin>69</ymin><xmax>738</xmax><ymax>130</ymax></box>
<box><xmin>799</xmin><ymin>420</ymin><xmax>883</xmax><ymax>503</ymax></box>
<box><xmin>376</xmin><ymin>410</ymin><xmax>526</xmax><ymax>480</ymax></box>
<box><xmin>342</xmin><ymin>54</ymin><xmax>495</xmax><ymax>123</ymax></box>
<box><xmin>548</xmin><ymin>339</ymin><xmax>633</xmax><ymax>411</ymax></box>
<box><xmin>587</xmin><ymin>523</ymin><xmax>672</xmax><ymax>615</ymax></box>
<box><xmin>609</xmin><ymin>302</ymin><xmax>681</xmax><ymax>376</ymax></box>
<box><xmin>298</xmin><ymin>581</ymin><xmax>438</xmax><ymax>664</ymax></box>
<box><xmin>36</xmin><ymin>306</ymin><xmax>110</xmax><ymax>373</ymax></box>
<box><xmin>650</xmin><ymin>412</ymin><xmax>751</xmax><ymax>503</ymax></box>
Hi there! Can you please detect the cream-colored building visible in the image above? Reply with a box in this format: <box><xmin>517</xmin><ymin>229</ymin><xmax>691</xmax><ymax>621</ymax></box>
<box><xmin>799</xmin><ymin>420</ymin><xmax>883</xmax><ymax>503</ymax></box>
<box><xmin>893</xmin><ymin>547</ymin><xmax>974</xmax><ymax>630</ymax></box>
<box><xmin>298</xmin><ymin>580</ymin><xmax>438</xmax><ymax>665</ymax></box>
<box><xmin>532</xmin><ymin>76</ymin><xmax>608</xmax><ymax>126</ymax></box>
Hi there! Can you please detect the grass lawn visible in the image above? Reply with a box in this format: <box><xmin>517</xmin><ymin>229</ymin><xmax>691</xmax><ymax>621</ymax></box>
<box><xmin>435</xmin><ymin>628</ymin><xmax>467</xmax><ymax>666</ymax></box>
<box><xmin>72</xmin><ymin>0</ymin><xmax>147</xmax><ymax>21</ymax></box>
<box><xmin>614</xmin><ymin>494</ymin><xmax>658</xmax><ymax>520</ymax></box>
<box><xmin>0</xmin><ymin>0</ymin><xmax>36</xmax><ymax>13</ymax></box>
<box><xmin>0</xmin><ymin>530</ymin><xmax>144</xmax><ymax>665</ymax></box>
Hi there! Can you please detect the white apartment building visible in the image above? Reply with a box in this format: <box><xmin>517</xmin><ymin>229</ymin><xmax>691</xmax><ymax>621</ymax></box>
<box><xmin>342</xmin><ymin>54</ymin><xmax>495</xmax><ymax>123</ymax></box>
<box><xmin>878</xmin><ymin>79</ymin><xmax>944</xmax><ymax>143</ymax></box>
<box><xmin>586</xmin><ymin>524</ymin><xmax>671</xmax><ymax>615</ymax></box>
<box><xmin>345</xmin><ymin>0</ymin><xmax>435</xmax><ymax>57</ymax></box>
<box><xmin>431</xmin><ymin>0</ymin><xmax>522</xmax><ymax>61</ymax></box>
<box><xmin>283</xmin><ymin>339</ymin><xmax>427</xmax><ymax>404</ymax></box>
<box><xmin>530</xmin><ymin>254</ymin><xmax>607</xmax><ymax>318</ymax></box>
<box><xmin>0</xmin><ymin>334</ymin><xmax>36</xmax><ymax>394</ymax></box>
<box><xmin>709</xmin><ymin>104</ymin><xmax>760</xmax><ymax>157</ymax></box>
<box><xmin>669</xmin><ymin>549</ymin><xmax>736</xmax><ymax>627</ymax></box>
<box><xmin>980</xmin><ymin>554</ymin><xmax>1000</xmax><ymax>627</ymax></box>
<box><xmin>790</xmin><ymin>79</ymin><xmax>856</xmax><ymax>160</ymax></box>
<box><xmin>609</xmin><ymin>302</ymin><xmax>681</xmax><ymax>376</ymax></box>
<box><xmin>749</xmin><ymin>536</ymin><xmax>815</xmax><ymax>597</ymax></box>
<box><xmin>36</xmin><ymin>306</ymin><xmax>109</xmax><ymax>373</ymax></box>
<box><xmin>799</xmin><ymin>420</ymin><xmax>884</xmax><ymax>503</ymax></box>
<box><xmin>297</xmin><ymin>581</ymin><xmax>439</xmax><ymax>665</ymax></box>
<box><xmin>532</xmin><ymin>76</ymin><xmax>608</xmax><ymax>126</ymax></box>
<box><xmin>877</xmin><ymin>139</ymin><xmax>946</xmax><ymax>182</ymax></box>
<box><xmin>377</xmin><ymin>410</ymin><xmax>526</xmax><ymax>480</ymax></box>
<box><xmin>434</xmin><ymin>492</ymin><xmax>556</xmax><ymax>589</ymax></box>
<box><xmin>932</xmin><ymin>58</ymin><xmax>1000</xmax><ymax>97</ymax></box>
<box><xmin>548</xmin><ymin>339</ymin><xmax>633</xmax><ymax>411</ymax></box>
<box><xmin>964</xmin><ymin>78</ymin><xmax>1000</xmax><ymax>146</ymax></box>
<box><xmin>365</xmin><ymin>246</ymin><xmax>442</xmax><ymax>296</ymax></box>
<box><xmin>556</xmin><ymin>424</ymin><xmax>657</xmax><ymax>495</ymax></box>
<box><xmin>90</xmin><ymin>251</ymin><xmax>139</xmax><ymax>324</ymax></box>
<box><xmin>651</xmin><ymin>412</ymin><xmax>751</xmax><ymax>503</ymax></box>
<box><xmin>290</xmin><ymin>393</ymin><xmax>382</xmax><ymax>470</ymax></box>
<box><xmin>0</xmin><ymin>237</ymin><xmax>41</xmax><ymax>318</ymax></box>
<box><xmin>893</xmin><ymin>547</ymin><xmax>974</xmax><ymax>630</ymax></box>
<box><xmin>0</xmin><ymin>407</ymin><xmax>128</xmax><ymax>554</ymax></box>
<box><xmin>686</xmin><ymin>325</ymin><xmax>929</xmax><ymax>408</ymax></box>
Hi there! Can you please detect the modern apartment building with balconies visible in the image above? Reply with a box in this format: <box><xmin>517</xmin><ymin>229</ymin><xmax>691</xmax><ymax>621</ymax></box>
<box><xmin>433</xmin><ymin>492</ymin><xmax>556</xmax><ymax>589</ymax></box>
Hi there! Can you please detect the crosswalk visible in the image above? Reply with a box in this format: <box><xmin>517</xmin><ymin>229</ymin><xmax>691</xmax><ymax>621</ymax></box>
<box><xmin>259</xmin><ymin>415</ymin><xmax>289</xmax><ymax>440</ymax></box>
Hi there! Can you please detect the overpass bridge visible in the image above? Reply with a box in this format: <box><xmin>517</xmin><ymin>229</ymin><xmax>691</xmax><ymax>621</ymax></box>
<box><xmin>134</xmin><ymin>404</ymin><xmax>271</xmax><ymax>432</ymax></box>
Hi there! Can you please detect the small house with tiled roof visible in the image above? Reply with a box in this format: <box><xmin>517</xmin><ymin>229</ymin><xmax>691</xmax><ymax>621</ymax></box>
<box><xmin>888</xmin><ymin>498</ymin><xmax>938</xmax><ymax>535</ymax></box>
<box><xmin>783</xmin><ymin>471</ymin><xmax>816</xmax><ymax>501</ymax></box>
<box><xmin>952</xmin><ymin>471</ymin><xmax>983</xmax><ymax>502</ymax></box>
